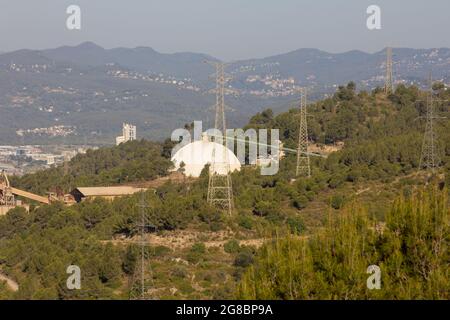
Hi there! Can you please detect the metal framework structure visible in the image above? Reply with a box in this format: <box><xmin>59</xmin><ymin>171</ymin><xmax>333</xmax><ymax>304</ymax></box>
<box><xmin>0</xmin><ymin>170</ymin><xmax>15</xmax><ymax>206</ymax></box>
<box><xmin>296</xmin><ymin>88</ymin><xmax>311</xmax><ymax>177</ymax></box>
<box><xmin>206</xmin><ymin>62</ymin><xmax>233</xmax><ymax>214</ymax></box>
<box><xmin>1</xmin><ymin>170</ymin><xmax>50</xmax><ymax>207</ymax></box>
<box><xmin>129</xmin><ymin>192</ymin><xmax>154</xmax><ymax>300</ymax></box>
<box><xmin>419</xmin><ymin>74</ymin><xmax>441</xmax><ymax>172</ymax></box>
<box><xmin>385</xmin><ymin>47</ymin><xmax>394</xmax><ymax>95</ymax></box>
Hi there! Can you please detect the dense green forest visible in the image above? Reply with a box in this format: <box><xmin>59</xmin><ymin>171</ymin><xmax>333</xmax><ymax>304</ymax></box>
<box><xmin>10</xmin><ymin>140</ymin><xmax>173</xmax><ymax>194</ymax></box>
<box><xmin>238</xmin><ymin>188</ymin><xmax>449</xmax><ymax>299</ymax></box>
<box><xmin>249</xmin><ymin>82</ymin><xmax>450</xmax><ymax>181</ymax></box>
<box><xmin>0</xmin><ymin>83</ymin><xmax>449</xmax><ymax>299</ymax></box>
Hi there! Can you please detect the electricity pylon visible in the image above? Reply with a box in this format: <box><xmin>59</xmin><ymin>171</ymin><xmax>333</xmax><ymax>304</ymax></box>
<box><xmin>419</xmin><ymin>73</ymin><xmax>441</xmax><ymax>172</ymax></box>
<box><xmin>385</xmin><ymin>47</ymin><xmax>394</xmax><ymax>95</ymax></box>
<box><xmin>206</xmin><ymin>62</ymin><xmax>233</xmax><ymax>214</ymax></box>
<box><xmin>296</xmin><ymin>88</ymin><xmax>311</xmax><ymax>177</ymax></box>
<box><xmin>129</xmin><ymin>192</ymin><xmax>155</xmax><ymax>300</ymax></box>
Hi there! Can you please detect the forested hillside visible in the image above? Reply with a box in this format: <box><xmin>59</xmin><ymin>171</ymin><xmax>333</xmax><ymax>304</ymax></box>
<box><xmin>1</xmin><ymin>83</ymin><xmax>449</xmax><ymax>299</ymax></box>
<box><xmin>11</xmin><ymin>140</ymin><xmax>173</xmax><ymax>194</ymax></box>
<box><xmin>238</xmin><ymin>188</ymin><xmax>449</xmax><ymax>299</ymax></box>
<box><xmin>249</xmin><ymin>82</ymin><xmax>450</xmax><ymax>181</ymax></box>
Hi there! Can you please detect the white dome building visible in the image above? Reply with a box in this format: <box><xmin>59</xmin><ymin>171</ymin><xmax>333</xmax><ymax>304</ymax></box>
<box><xmin>171</xmin><ymin>134</ymin><xmax>241</xmax><ymax>178</ymax></box>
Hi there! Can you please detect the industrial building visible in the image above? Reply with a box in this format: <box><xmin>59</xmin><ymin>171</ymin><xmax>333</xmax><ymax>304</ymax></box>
<box><xmin>1</xmin><ymin>169</ymin><xmax>149</xmax><ymax>214</ymax></box>
<box><xmin>70</xmin><ymin>186</ymin><xmax>146</xmax><ymax>202</ymax></box>
<box><xmin>171</xmin><ymin>133</ymin><xmax>241</xmax><ymax>178</ymax></box>
<box><xmin>0</xmin><ymin>170</ymin><xmax>50</xmax><ymax>215</ymax></box>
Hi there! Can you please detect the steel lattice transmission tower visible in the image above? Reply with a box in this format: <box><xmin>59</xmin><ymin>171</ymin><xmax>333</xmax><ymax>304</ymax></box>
<box><xmin>385</xmin><ymin>47</ymin><xmax>394</xmax><ymax>94</ymax></box>
<box><xmin>296</xmin><ymin>88</ymin><xmax>311</xmax><ymax>177</ymax></box>
<box><xmin>419</xmin><ymin>74</ymin><xmax>441</xmax><ymax>172</ymax></box>
<box><xmin>206</xmin><ymin>62</ymin><xmax>233</xmax><ymax>214</ymax></box>
<box><xmin>129</xmin><ymin>192</ymin><xmax>155</xmax><ymax>300</ymax></box>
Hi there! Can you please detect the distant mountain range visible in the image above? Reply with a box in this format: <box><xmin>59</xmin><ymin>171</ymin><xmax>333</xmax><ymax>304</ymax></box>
<box><xmin>0</xmin><ymin>42</ymin><xmax>449</xmax><ymax>144</ymax></box>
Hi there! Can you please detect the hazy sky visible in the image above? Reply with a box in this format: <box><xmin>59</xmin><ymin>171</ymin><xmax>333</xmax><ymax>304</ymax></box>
<box><xmin>1</xmin><ymin>0</ymin><xmax>449</xmax><ymax>60</ymax></box>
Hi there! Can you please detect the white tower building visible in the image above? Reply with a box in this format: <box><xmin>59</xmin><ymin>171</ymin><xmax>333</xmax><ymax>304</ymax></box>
<box><xmin>116</xmin><ymin>123</ymin><xmax>137</xmax><ymax>145</ymax></box>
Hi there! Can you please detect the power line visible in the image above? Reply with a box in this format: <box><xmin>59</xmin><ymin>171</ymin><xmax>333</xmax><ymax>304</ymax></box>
<box><xmin>385</xmin><ymin>47</ymin><xmax>394</xmax><ymax>95</ymax></box>
<box><xmin>207</xmin><ymin>133</ymin><xmax>327</xmax><ymax>158</ymax></box>
<box><xmin>129</xmin><ymin>191</ymin><xmax>155</xmax><ymax>300</ymax></box>
<box><xmin>296</xmin><ymin>88</ymin><xmax>311</xmax><ymax>177</ymax></box>
<box><xmin>419</xmin><ymin>73</ymin><xmax>442</xmax><ymax>172</ymax></box>
<box><xmin>206</xmin><ymin>62</ymin><xmax>234</xmax><ymax>215</ymax></box>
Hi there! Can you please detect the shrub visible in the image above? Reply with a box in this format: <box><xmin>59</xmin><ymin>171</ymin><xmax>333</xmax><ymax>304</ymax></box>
<box><xmin>330</xmin><ymin>194</ymin><xmax>345</xmax><ymax>209</ymax></box>
<box><xmin>152</xmin><ymin>245</ymin><xmax>171</xmax><ymax>257</ymax></box>
<box><xmin>328</xmin><ymin>174</ymin><xmax>344</xmax><ymax>189</ymax></box>
<box><xmin>224</xmin><ymin>239</ymin><xmax>240</xmax><ymax>254</ymax></box>
<box><xmin>171</xmin><ymin>266</ymin><xmax>187</xmax><ymax>279</ymax></box>
<box><xmin>186</xmin><ymin>242</ymin><xmax>207</xmax><ymax>264</ymax></box>
<box><xmin>234</xmin><ymin>251</ymin><xmax>254</xmax><ymax>268</ymax></box>
<box><xmin>286</xmin><ymin>216</ymin><xmax>305</xmax><ymax>234</ymax></box>
<box><xmin>292</xmin><ymin>195</ymin><xmax>308</xmax><ymax>209</ymax></box>
<box><xmin>237</xmin><ymin>215</ymin><xmax>253</xmax><ymax>230</ymax></box>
